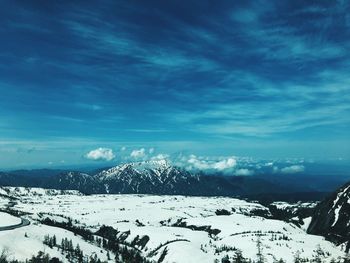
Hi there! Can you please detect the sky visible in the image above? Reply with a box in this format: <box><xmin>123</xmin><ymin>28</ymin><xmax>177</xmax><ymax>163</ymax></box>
<box><xmin>0</xmin><ymin>0</ymin><xmax>350</xmax><ymax>169</ymax></box>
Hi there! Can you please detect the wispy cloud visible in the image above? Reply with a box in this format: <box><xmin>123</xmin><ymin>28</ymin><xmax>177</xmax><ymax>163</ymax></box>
<box><xmin>0</xmin><ymin>1</ymin><xmax>349</xmax><ymax>167</ymax></box>
<box><xmin>161</xmin><ymin>66</ymin><xmax>350</xmax><ymax>137</ymax></box>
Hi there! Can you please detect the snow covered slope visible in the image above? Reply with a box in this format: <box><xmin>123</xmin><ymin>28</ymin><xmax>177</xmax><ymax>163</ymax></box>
<box><xmin>0</xmin><ymin>186</ymin><xmax>81</xmax><ymax>198</ymax></box>
<box><xmin>0</xmin><ymin>187</ymin><xmax>346</xmax><ymax>263</ymax></box>
<box><xmin>0</xmin><ymin>222</ymin><xmax>112</xmax><ymax>262</ymax></box>
<box><xmin>0</xmin><ymin>212</ymin><xmax>21</xmax><ymax>227</ymax></box>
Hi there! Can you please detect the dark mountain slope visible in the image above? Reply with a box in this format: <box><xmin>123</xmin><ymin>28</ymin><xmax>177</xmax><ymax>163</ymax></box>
<box><xmin>308</xmin><ymin>182</ymin><xmax>350</xmax><ymax>250</ymax></box>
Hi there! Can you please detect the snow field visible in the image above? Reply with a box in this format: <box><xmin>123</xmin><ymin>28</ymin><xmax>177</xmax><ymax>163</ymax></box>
<box><xmin>0</xmin><ymin>187</ymin><xmax>346</xmax><ymax>263</ymax></box>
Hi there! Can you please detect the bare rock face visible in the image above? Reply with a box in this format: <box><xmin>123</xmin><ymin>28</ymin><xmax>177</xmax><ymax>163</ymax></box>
<box><xmin>308</xmin><ymin>182</ymin><xmax>350</xmax><ymax>250</ymax></box>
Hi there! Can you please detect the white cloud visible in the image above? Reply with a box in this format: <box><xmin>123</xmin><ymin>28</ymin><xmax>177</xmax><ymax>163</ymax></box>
<box><xmin>85</xmin><ymin>147</ymin><xmax>115</xmax><ymax>161</ymax></box>
<box><xmin>149</xmin><ymin>148</ymin><xmax>155</xmax><ymax>154</ymax></box>
<box><xmin>184</xmin><ymin>155</ymin><xmax>237</xmax><ymax>172</ymax></box>
<box><xmin>281</xmin><ymin>165</ymin><xmax>305</xmax><ymax>174</ymax></box>
<box><xmin>212</xmin><ymin>158</ymin><xmax>237</xmax><ymax>171</ymax></box>
<box><xmin>130</xmin><ymin>148</ymin><xmax>146</xmax><ymax>159</ymax></box>
<box><xmin>235</xmin><ymin>168</ymin><xmax>254</xmax><ymax>176</ymax></box>
<box><xmin>151</xmin><ymin>153</ymin><xmax>169</xmax><ymax>161</ymax></box>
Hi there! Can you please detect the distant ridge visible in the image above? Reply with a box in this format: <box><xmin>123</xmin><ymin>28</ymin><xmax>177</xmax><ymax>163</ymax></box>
<box><xmin>0</xmin><ymin>160</ymin><xmax>336</xmax><ymax>199</ymax></box>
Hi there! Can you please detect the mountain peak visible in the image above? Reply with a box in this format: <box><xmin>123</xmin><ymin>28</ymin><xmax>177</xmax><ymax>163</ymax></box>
<box><xmin>95</xmin><ymin>159</ymin><xmax>172</xmax><ymax>180</ymax></box>
<box><xmin>130</xmin><ymin>159</ymin><xmax>170</xmax><ymax>171</ymax></box>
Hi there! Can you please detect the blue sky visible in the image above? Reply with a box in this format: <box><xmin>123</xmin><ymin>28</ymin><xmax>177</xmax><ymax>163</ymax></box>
<box><xmin>0</xmin><ymin>0</ymin><xmax>350</xmax><ymax>169</ymax></box>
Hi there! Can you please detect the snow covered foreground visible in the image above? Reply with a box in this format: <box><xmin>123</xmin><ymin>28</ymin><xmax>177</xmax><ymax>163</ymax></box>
<box><xmin>0</xmin><ymin>212</ymin><xmax>21</xmax><ymax>227</ymax></box>
<box><xmin>0</xmin><ymin>187</ymin><xmax>346</xmax><ymax>262</ymax></box>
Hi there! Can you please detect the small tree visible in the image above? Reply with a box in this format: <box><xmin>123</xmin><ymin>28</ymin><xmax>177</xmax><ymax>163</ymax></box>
<box><xmin>256</xmin><ymin>235</ymin><xmax>265</xmax><ymax>263</ymax></box>
<box><xmin>233</xmin><ymin>249</ymin><xmax>247</xmax><ymax>263</ymax></box>
<box><xmin>342</xmin><ymin>253</ymin><xmax>350</xmax><ymax>263</ymax></box>
<box><xmin>221</xmin><ymin>255</ymin><xmax>230</xmax><ymax>263</ymax></box>
<box><xmin>0</xmin><ymin>248</ymin><xmax>9</xmax><ymax>263</ymax></box>
<box><xmin>313</xmin><ymin>245</ymin><xmax>324</xmax><ymax>263</ymax></box>
<box><xmin>52</xmin><ymin>235</ymin><xmax>57</xmax><ymax>247</ymax></box>
<box><xmin>294</xmin><ymin>250</ymin><xmax>302</xmax><ymax>263</ymax></box>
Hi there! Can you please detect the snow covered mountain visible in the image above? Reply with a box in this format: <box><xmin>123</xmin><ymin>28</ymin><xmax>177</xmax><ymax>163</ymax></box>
<box><xmin>94</xmin><ymin>159</ymin><xmax>201</xmax><ymax>194</ymax></box>
<box><xmin>308</xmin><ymin>182</ymin><xmax>350</xmax><ymax>250</ymax></box>
<box><xmin>0</xmin><ymin>160</ymin><xmax>300</xmax><ymax>196</ymax></box>
<box><xmin>57</xmin><ymin>160</ymin><xmax>288</xmax><ymax>196</ymax></box>
<box><xmin>48</xmin><ymin>171</ymin><xmax>105</xmax><ymax>193</ymax></box>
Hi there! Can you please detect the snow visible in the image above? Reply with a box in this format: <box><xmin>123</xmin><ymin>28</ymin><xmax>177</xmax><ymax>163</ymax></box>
<box><xmin>0</xmin><ymin>187</ymin><xmax>346</xmax><ymax>263</ymax></box>
<box><xmin>272</xmin><ymin>201</ymin><xmax>317</xmax><ymax>212</ymax></box>
<box><xmin>11</xmin><ymin>194</ymin><xmax>268</xmax><ymax>228</ymax></box>
<box><xmin>0</xmin><ymin>212</ymin><xmax>21</xmax><ymax>227</ymax></box>
<box><xmin>331</xmin><ymin>185</ymin><xmax>350</xmax><ymax>210</ymax></box>
<box><xmin>97</xmin><ymin>160</ymin><xmax>172</xmax><ymax>181</ymax></box>
<box><xmin>332</xmin><ymin>206</ymin><xmax>341</xmax><ymax>227</ymax></box>
<box><xmin>134</xmin><ymin>159</ymin><xmax>170</xmax><ymax>171</ymax></box>
<box><xmin>301</xmin><ymin>217</ymin><xmax>312</xmax><ymax>231</ymax></box>
<box><xmin>0</xmin><ymin>186</ymin><xmax>81</xmax><ymax>198</ymax></box>
<box><xmin>0</xmin><ymin>223</ymin><xmax>112</xmax><ymax>262</ymax></box>
<box><xmin>0</xmin><ymin>196</ymin><xmax>9</xmax><ymax>207</ymax></box>
<box><xmin>328</xmin><ymin>184</ymin><xmax>350</xmax><ymax>227</ymax></box>
<box><xmin>164</xmin><ymin>241</ymin><xmax>213</xmax><ymax>263</ymax></box>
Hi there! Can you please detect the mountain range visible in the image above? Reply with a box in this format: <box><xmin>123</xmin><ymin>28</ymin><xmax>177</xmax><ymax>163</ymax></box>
<box><xmin>0</xmin><ymin>160</ymin><xmax>343</xmax><ymax>201</ymax></box>
<box><xmin>2</xmin><ymin>159</ymin><xmax>350</xmax><ymax>253</ymax></box>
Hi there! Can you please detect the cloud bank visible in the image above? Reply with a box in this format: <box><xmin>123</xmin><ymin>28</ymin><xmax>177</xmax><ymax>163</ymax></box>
<box><xmin>281</xmin><ymin>165</ymin><xmax>305</xmax><ymax>174</ymax></box>
<box><xmin>173</xmin><ymin>154</ymin><xmax>237</xmax><ymax>174</ymax></box>
<box><xmin>234</xmin><ymin>168</ymin><xmax>254</xmax><ymax>176</ymax></box>
<box><xmin>83</xmin><ymin>145</ymin><xmax>309</xmax><ymax>177</ymax></box>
